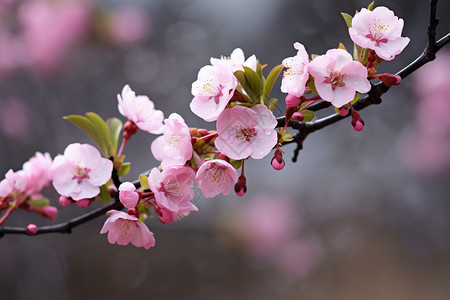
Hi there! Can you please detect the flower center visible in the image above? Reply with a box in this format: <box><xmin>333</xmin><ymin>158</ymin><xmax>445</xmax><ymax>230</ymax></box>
<box><xmin>72</xmin><ymin>165</ymin><xmax>91</xmax><ymax>183</ymax></box>
<box><xmin>158</xmin><ymin>178</ymin><xmax>184</xmax><ymax>197</ymax></box>
<box><xmin>120</xmin><ymin>220</ymin><xmax>135</xmax><ymax>237</ymax></box>
<box><xmin>235</xmin><ymin>123</ymin><xmax>257</xmax><ymax>142</ymax></box>
<box><xmin>208</xmin><ymin>165</ymin><xmax>225</xmax><ymax>184</ymax></box>
<box><xmin>325</xmin><ymin>71</ymin><xmax>346</xmax><ymax>90</ymax></box>
<box><xmin>366</xmin><ymin>23</ymin><xmax>390</xmax><ymax>46</ymax></box>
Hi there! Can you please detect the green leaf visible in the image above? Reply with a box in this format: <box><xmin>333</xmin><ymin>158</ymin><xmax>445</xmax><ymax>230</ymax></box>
<box><xmin>256</xmin><ymin>60</ymin><xmax>263</xmax><ymax>78</ymax></box>
<box><xmin>107</xmin><ymin>118</ymin><xmax>123</xmax><ymax>156</ymax></box>
<box><xmin>230</xmin><ymin>159</ymin><xmax>243</xmax><ymax>170</ymax></box>
<box><xmin>263</xmin><ymin>64</ymin><xmax>283</xmax><ymax>102</ymax></box>
<box><xmin>280</xmin><ymin>130</ymin><xmax>294</xmax><ymax>143</ymax></box>
<box><xmin>338</xmin><ymin>43</ymin><xmax>346</xmax><ymax>51</ymax></box>
<box><xmin>29</xmin><ymin>197</ymin><xmax>50</xmax><ymax>208</ymax></box>
<box><xmin>367</xmin><ymin>1</ymin><xmax>375</xmax><ymax>11</ymax></box>
<box><xmin>64</xmin><ymin>112</ymin><xmax>110</xmax><ymax>157</ymax></box>
<box><xmin>301</xmin><ymin>109</ymin><xmax>315</xmax><ymax>122</ymax></box>
<box><xmin>353</xmin><ymin>43</ymin><xmax>362</xmax><ymax>61</ymax></box>
<box><xmin>351</xmin><ymin>92</ymin><xmax>360</xmax><ymax>105</ymax></box>
<box><xmin>139</xmin><ymin>175</ymin><xmax>150</xmax><ymax>191</ymax></box>
<box><xmin>268</xmin><ymin>98</ymin><xmax>278</xmax><ymax>112</ymax></box>
<box><xmin>234</xmin><ymin>70</ymin><xmax>254</xmax><ymax>101</ymax></box>
<box><xmin>117</xmin><ymin>162</ymin><xmax>131</xmax><ymax>176</ymax></box>
<box><xmin>243</xmin><ymin>66</ymin><xmax>263</xmax><ymax>101</ymax></box>
<box><xmin>341</xmin><ymin>12</ymin><xmax>353</xmax><ymax>28</ymax></box>
<box><xmin>99</xmin><ymin>185</ymin><xmax>111</xmax><ymax>204</ymax></box>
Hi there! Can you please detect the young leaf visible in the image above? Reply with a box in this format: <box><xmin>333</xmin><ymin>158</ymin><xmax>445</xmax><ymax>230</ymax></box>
<box><xmin>243</xmin><ymin>66</ymin><xmax>263</xmax><ymax>101</ymax></box>
<box><xmin>139</xmin><ymin>175</ymin><xmax>150</xmax><ymax>191</ymax></box>
<box><xmin>29</xmin><ymin>197</ymin><xmax>50</xmax><ymax>208</ymax></box>
<box><xmin>117</xmin><ymin>162</ymin><xmax>131</xmax><ymax>176</ymax></box>
<box><xmin>234</xmin><ymin>70</ymin><xmax>255</xmax><ymax>102</ymax></box>
<box><xmin>107</xmin><ymin>118</ymin><xmax>123</xmax><ymax>156</ymax></box>
<box><xmin>230</xmin><ymin>159</ymin><xmax>243</xmax><ymax>170</ymax></box>
<box><xmin>301</xmin><ymin>109</ymin><xmax>315</xmax><ymax>122</ymax></box>
<box><xmin>341</xmin><ymin>12</ymin><xmax>353</xmax><ymax>28</ymax></box>
<box><xmin>280</xmin><ymin>130</ymin><xmax>294</xmax><ymax>143</ymax></box>
<box><xmin>268</xmin><ymin>98</ymin><xmax>278</xmax><ymax>112</ymax></box>
<box><xmin>307</xmin><ymin>78</ymin><xmax>319</xmax><ymax>95</ymax></box>
<box><xmin>64</xmin><ymin>113</ymin><xmax>110</xmax><ymax>157</ymax></box>
<box><xmin>367</xmin><ymin>1</ymin><xmax>375</xmax><ymax>11</ymax></box>
<box><xmin>99</xmin><ymin>185</ymin><xmax>111</xmax><ymax>204</ymax></box>
<box><xmin>338</xmin><ymin>43</ymin><xmax>347</xmax><ymax>50</ymax></box>
<box><xmin>263</xmin><ymin>64</ymin><xmax>283</xmax><ymax>102</ymax></box>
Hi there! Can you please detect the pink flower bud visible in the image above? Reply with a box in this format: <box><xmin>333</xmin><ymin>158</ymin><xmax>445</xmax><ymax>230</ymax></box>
<box><xmin>378</xmin><ymin>73</ymin><xmax>401</xmax><ymax>87</ymax></box>
<box><xmin>271</xmin><ymin>150</ymin><xmax>285</xmax><ymax>170</ymax></box>
<box><xmin>26</xmin><ymin>224</ymin><xmax>38</xmax><ymax>235</ymax></box>
<box><xmin>123</xmin><ymin>120</ymin><xmax>139</xmax><ymax>140</ymax></box>
<box><xmin>285</xmin><ymin>94</ymin><xmax>302</xmax><ymax>108</ymax></box>
<box><xmin>234</xmin><ymin>175</ymin><xmax>247</xmax><ymax>197</ymax></box>
<box><xmin>338</xmin><ymin>107</ymin><xmax>349</xmax><ymax>117</ymax></box>
<box><xmin>291</xmin><ymin>112</ymin><xmax>304</xmax><ymax>122</ymax></box>
<box><xmin>43</xmin><ymin>206</ymin><xmax>58</xmax><ymax>220</ymax></box>
<box><xmin>76</xmin><ymin>199</ymin><xmax>91</xmax><ymax>208</ymax></box>
<box><xmin>351</xmin><ymin>110</ymin><xmax>365</xmax><ymax>132</ymax></box>
<box><xmin>59</xmin><ymin>196</ymin><xmax>73</xmax><ymax>207</ymax></box>
<box><xmin>158</xmin><ymin>207</ymin><xmax>176</xmax><ymax>224</ymax></box>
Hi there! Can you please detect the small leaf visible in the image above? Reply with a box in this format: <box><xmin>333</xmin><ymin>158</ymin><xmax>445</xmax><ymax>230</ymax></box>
<box><xmin>341</xmin><ymin>12</ymin><xmax>353</xmax><ymax>28</ymax></box>
<box><xmin>243</xmin><ymin>66</ymin><xmax>263</xmax><ymax>101</ymax></box>
<box><xmin>338</xmin><ymin>43</ymin><xmax>347</xmax><ymax>50</ymax></box>
<box><xmin>263</xmin><ymin>64</ymin><xmax>283</xmax><ymax>102</ymax></box>
<box><xmin>367</xmin><ymin>1</ymin><xmax>375</xmax><ymax>11</ymax></box>
<box><xmin>233</xmin><ymin>70</ymin><xmax>253</xmax><ymax>100</ymax></box>
<box><xmin>307</xmin><ymin>78</ymin><xmax>319</xmax><ymax>95</ymax></box>
<box><xmin>29</xmin><ymin>197</ymin><xmax>50</xmax><ymax>208</ymax></box>
<box><xmin>310</xmin><ymin>54</ymin><xmax>319</xmax><ymax>60</ymax></box>
<box><xmin>301</xmin><ymin>109</ymin><xmax>315</xmax><ymax>122</ymax></box>
<box><xmin>85</xmin><ymin>113</ymin><xmax>111</xmax><ymax>157</ymax></box>
<box><xmin>107</xmin><ymin>118</ymin><xmax>123</xmax><ymax>156</ymax></box>
<box><xmin>256</xmin><ymin>60</ymin><xmax>263</xmax><ymax>78</ymax></box>
<box><xmin>117</xmin><ymin>162</ymin><xmax>131</xmax><ymax>176</ymax></box>
<box><xmin>350</xmin><ymin>92</ymin><xmax>360</xmax><ymax>105</ymax></box>
<box><xmin>353</xmin><ymin>43</ymin><xmax>362</xmax><ymax>61</ymax></box>
<box><xmin>99</xmin><ymin>185</ymin><xmax>111</xmax><ymax>204</ymax></box>
<box><xmin>230</xmin><ymin>159</ymin><xmax>243</xmax><ymax>170</ymax></box>
<box><xmin>268</xmin><ymin>98</ymin><xmax>278</xmax><ymax>112</ymax></box>
<box><xmin>139</xmin><ymin>175</ymin><xmax>150</xmax><ymax>191</ymax></box>
<box><xmin>280</xmin><ymin>130</ymin><xmax>294</xmax><ymax>143</ymax></box>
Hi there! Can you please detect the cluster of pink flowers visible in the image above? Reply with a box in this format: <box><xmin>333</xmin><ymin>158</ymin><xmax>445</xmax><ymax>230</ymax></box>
<box><xmin>0</xmin><ymin>4</ymin><xmax>411</xmax><ymax>251</ymax></box>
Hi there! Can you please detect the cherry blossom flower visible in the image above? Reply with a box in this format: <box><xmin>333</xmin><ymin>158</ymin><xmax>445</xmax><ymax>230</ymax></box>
<box><xmin>100</xmin><ymin>210</ymin><xmax>155</xmax><ymax>249</ymax></box>
<box><xmin>118</xmin><ymin>182</ymin><xmax>139</xmax><ymax>209</ymax></box>
<box><xmin>50</xmin><ymin>143</ymin><xmax>113</xmax><ymax>201</ymax></box>
<box><xmin>22</xmin><ymin>152</ymin><xmax>52</xmax><ymax>194</ymax></box>
<box><xmin>349</xmin><ymin>6</ymin><xmax>410</xmax><ymax>61</ymax></box>
<box><xmin>195</xmin><ymin>159</ymin><xmax>238</xmax><ymax>198</ymax></box>
<box><xmin>227</xmin><ymin>48</ymin><xmax>257</xmax><ymax>72</ymax></box>
<box><xmin>148</xmin><ymin>165</ymin><xmax>197</xmax><ymax>216</ymax></box>
<box><xmin>0</xmin><ymin>169</ymin><xmax>26</xmax><ymax>198</ymax></box>
<box><xmin>151</xmin><ymin>113</ymin><xmax>193</xmax><ymax>169</ymax></box>
<box><xmin>190</xmin><ymin>58</ymin><xmax>237</xmax><ymax>122</ymax></box>
<box><xmin>215</xmin><ymin>104</ymin><xmax>277</xmax><ymax>160</ymax></box>
<box><xmin>281</xmin><ymin>42</ymin><xmax>310</xmax><ymax>97</ymax></box>
<box><xmin>117</xmin><ymin>84</ymin><xmax>164</xmax><ymax>134</ymax></box>
<box><xmin>308</xmin><ymin>49</ymin><xmax>371</xmax><ymax>108</ymax></box>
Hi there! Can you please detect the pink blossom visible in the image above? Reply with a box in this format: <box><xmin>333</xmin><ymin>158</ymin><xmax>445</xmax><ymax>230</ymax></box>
<box><xmin>118</xmin><ymin>182</ymin><xmax>139</xmax><ymax>209</ymax></box>
<box><xmin>151</xmin><ymin>113</ymin><xmax>193</xmax><ymax>169</ymax></box>
<box><xmin>0</xmin><ymin>169</ymin><xmax>27</xmax><ymax>198</ymax></box>
<box><xmin>308</xmin><ymin>49</ymin><xmax>371</xmax><ymax>108</ymax></box>
<box><xmin>22</xmin><ymin>152</ymin><xmax>52</xmax><ymax>194</ymax></box>
<box><xmin>117</xmin><ymin>84</ymin><xmax>164</xmax><ymax>134</ymax></box>
<box><xmin>195</xmin><ymin>159</ymin><xmax>238</xmax><ymax>198</ymax></box>
<box><xmin>148</xmin><ymin>166</ymin><xmax>197</xmax><ymax>216</ymax></box>
<box><xmin>349</xmin><ymin>6</ymin><xmax>410</xmax><ymax>61</ymax></box>
<box><xmin>215</xmin><ymin>104</ymin><xmax>277</xmax><ymax>160</ymax></box>
<box><xmin>228</xmin><ymin>48</ymin><xmax>257</xmax><ymax>72</ymax></box>
<box><xmin>50</xmin><ymin>143</ymin><xmax>113</xmax><ymax>201</ymax></box>
<box><xmin>190</xmin><ymin>58</ymin><xmax>237</xmax><ymax>122</ymax></box>
<box><xmin>100</xmin><ymin>210</ymin><xmax>155</xmax><ymax>249</ymax></box>
<box><xmin>281</xmin><ymin>42</ymin><xmax>310</xmax><ymax>97</ymax></box>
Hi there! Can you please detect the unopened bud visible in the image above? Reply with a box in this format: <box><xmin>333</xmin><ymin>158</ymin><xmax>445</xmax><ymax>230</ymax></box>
<box><xmin>158</xmin><ymin>207</ymin><xmax>175</xmax><ymax>224</ymax></box>
<box><xmin>285</xmin><ymin>94</ymin><xmax>302</xmax><ymax>108</ymax></box>
<box><xmin>26</xmin><ymin>224</ymin><xmax>38</xmax><ymax>235</ymax></box>
<box><xmin>198</xmin><ymin>129</ymin><xmax>209</xmax><ymax>136</ymax></box>
<box><xmin>234</xmin><ymin>175</ymin><xmax>247</xmax><ymax>197</ymax></box>
<box><xmin>76</xmin><ymin>199</ymin><xmax>91</xmax><ymax>208</ymax></box>
<box><xmin>59</xmin><ymin>196</ymin><xmax>73</xmax><ymax>207</ymax></box>
<box><xmin>271</xmin><ymin>150</ymin><xmax>285</xmax><ymax>170</ymax></box>
<box><xmin>378</xmin><ymin>73</ymin><xmax>401</xmax><ymax>87</ymax></box>
<box><xmin>43</xmin><ymin>206</ymin><xmax>58</xmax><ymax>220</ymax></box>
<box><xmin>291</xmin><ymin>112</ymin><xmax>304</xmax><ymax>122</ymax></box>
<box><xmin>351</xmin><ymin>110</ymin><xmax>365</xmax><ymax>132</ymax></box>
<box><xmin>127</xmin><ymin>208</ymin><xmax>139</xmax><ymax>217</ymax></box>
<box><xmin>338</xmin><ymin>107</ymin><xmax>349</xmax><ymax>117</ymax></box>
<box><xmin>123</xmin><ymin>120</ymin><xmax>139</xmax><ymax>140</ymax></box>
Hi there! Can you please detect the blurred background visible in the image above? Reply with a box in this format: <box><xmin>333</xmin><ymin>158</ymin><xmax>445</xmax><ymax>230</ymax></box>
<box><xmin>1</xmin><ymin>0</ymin><xmax>449</xmax><ymax>299</ymax></box>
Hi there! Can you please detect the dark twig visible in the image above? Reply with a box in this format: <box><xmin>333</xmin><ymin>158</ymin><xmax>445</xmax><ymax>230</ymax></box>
<box><xmin>278</xmin><ymin>0</ymin><xmax>448</xmax><ymax>162</ymax></box>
